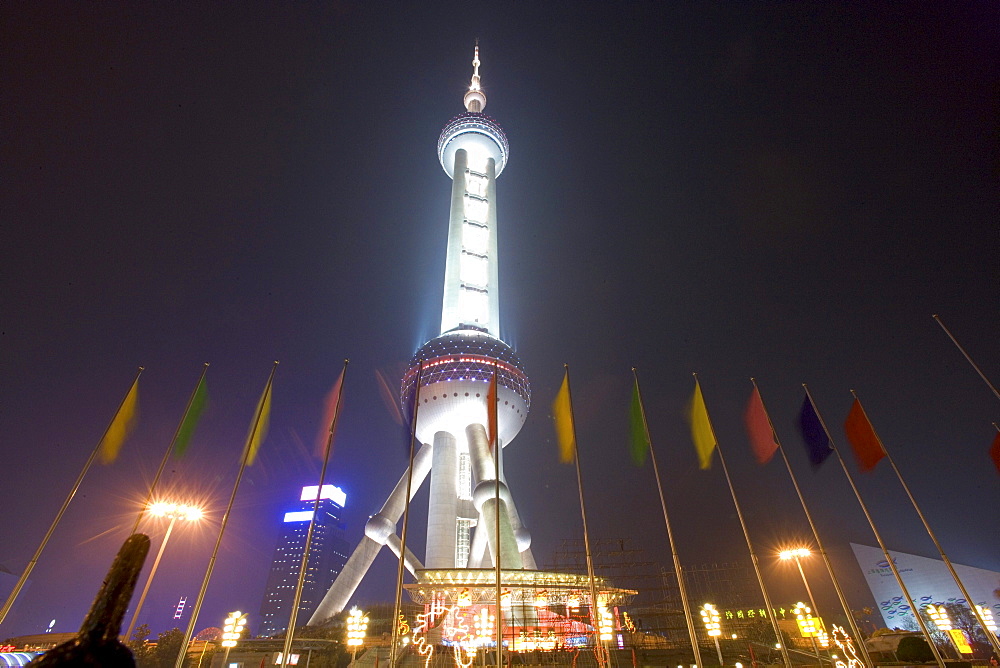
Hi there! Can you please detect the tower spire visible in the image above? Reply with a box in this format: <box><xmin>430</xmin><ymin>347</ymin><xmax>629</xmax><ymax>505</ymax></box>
<box><xmin>464</xmin><ymin>44</ymin><xmax>486</xmax><ymax>112</ymax></box>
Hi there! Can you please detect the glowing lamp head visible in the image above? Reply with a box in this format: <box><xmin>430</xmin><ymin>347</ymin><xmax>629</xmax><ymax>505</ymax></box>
<box><xmin>148</xmin><ymin>501</ymin><xmax>202</xmax><ymax>521</ymax></box>
<box><xmin>780</xmin><ymin>547</ymin><xmax>811</xmax><ymax>560</ymax></box>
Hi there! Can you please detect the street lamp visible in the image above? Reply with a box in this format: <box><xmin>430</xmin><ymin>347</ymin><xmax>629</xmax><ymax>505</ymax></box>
<box><xmin>124</xmin><ymin>501</ymin><xmax>204</xmax><ymax>641</ymax></box>
<box><xmin>780</xmin><ymin>547</ymin><xmax>829</xmax><ymax>664</ymax></box>
<box><xmin>926</xmin><ymin>604</ymin><xmax>972</xmax><ymax>657</ymax></box>
<box><xmin>794</xmin><ymin>602</ymin><xmax>825</xmax><ymax>665</ymax></box>
<box><xmin>346</xmin><ymin>607</ymin><xmax>369</xmax><ymax>663</ymax></box>
<box><xmin>221</xmin><ymin>610</ymin><xmax>248</xmax><ymax>665</ymax></box>
<box><xmin>976</xmin><ymin>606</ymin><xmax>997</xmax><ymax>636</ymax></box>
<box><xmin>700</xmin><ymin>603</ymin><xmax>723</xmax><ymax>665</ymax></box>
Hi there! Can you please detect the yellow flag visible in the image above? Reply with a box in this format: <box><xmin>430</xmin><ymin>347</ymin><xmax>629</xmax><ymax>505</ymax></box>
<box><xmin>686</xmin><ymin>379</ymin><xmax>717</xmax><ymax>469</ymax></box>
<box><xmin>99</xmin><ymin>377</ymin><xmax>139</xmax><ymax>464</ymax></box>
<box><xmin>552</xmin><ymin>370</ymin><xmax>575</xmax><ymax>463</ymax></box>
<box><xmin>244</xmin><ymin>375</ymin><xmax>273</xmax><ymax>466</ymax></box>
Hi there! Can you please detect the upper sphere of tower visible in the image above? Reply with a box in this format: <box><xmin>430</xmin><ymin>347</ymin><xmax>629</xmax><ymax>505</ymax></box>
<box><xmin>437</xmin><ymin>113</ymin><xmax>509</xmax><ymax>179</ymax></box>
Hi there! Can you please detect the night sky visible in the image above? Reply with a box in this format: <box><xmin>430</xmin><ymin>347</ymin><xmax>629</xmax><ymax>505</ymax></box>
<box><xmin>2</xmin><ymin>1</ymin><xmax>998</xmax><ymax>641</ymax></box>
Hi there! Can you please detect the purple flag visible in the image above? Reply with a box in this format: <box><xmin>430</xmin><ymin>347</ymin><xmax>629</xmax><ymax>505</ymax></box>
<box><xmin>798</xmin><ymin>395</ymin><xmax>833</xmax><ymax>469</ymax></box>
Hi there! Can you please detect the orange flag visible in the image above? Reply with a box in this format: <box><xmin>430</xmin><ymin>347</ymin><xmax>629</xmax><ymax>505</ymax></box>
<box><xmin>487</xmin><ymin>368</ymin><xmax>498</xmax><ymax>453</ymax></box>
<box><xmin>744</xmin><ymin>386</ymin><xmax>778</xmax><ymax>465</ymax></box>
<box><xmin>314</xmin><ymin>367</ymin><xmax>346</xmax><ymax>459</ymax></box>
<box><xmin>844</xmin><ymin>398</ymin><xmax>886</xmax><ymax>472</ymax></box>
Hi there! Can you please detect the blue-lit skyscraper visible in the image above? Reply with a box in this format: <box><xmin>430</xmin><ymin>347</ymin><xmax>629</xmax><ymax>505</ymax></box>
<box><xmin>258</xmin><ymin>485</ymin><xmax>350</xmax><ymax>637</ymax></box>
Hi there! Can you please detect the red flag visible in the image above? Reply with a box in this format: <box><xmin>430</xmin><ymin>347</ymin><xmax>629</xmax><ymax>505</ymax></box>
<box><xmin>744</xmin><ymin>386</ymin><xmax>778</xmax><ymax>464</ymax></box>
<box><xmin>314</xmin><ymin>367</ymin><xmax>346</xmax><ymax>459</ymax></box>
<box><xmin>990</xmin><ymin>431</ymin><xmax>1000</xmax><ymax>475</ymax></box>
<box><xmin>487</xmin><ymin>368</ymin><xmax>498</xmax><ymax>453</ymax></box>
<box><xmin>844</xmin><ymin>398</ymin><xmax>886</xmax><ymax>472</ymax></box>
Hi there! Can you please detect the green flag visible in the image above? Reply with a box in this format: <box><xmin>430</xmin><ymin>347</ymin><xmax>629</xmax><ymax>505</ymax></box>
<box><xmin>629</xmin><ymin>380</ymin><xmax>650</xmax><ymax>466</ymax></box>
<box><xmin>173</xmin><ymin>375</ymin><xmax>208</xmax><ymax>458</ymax></box>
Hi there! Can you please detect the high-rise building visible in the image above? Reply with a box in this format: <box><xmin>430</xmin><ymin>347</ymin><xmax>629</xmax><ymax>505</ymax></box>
<box><xmin>258</xmin><ymin>484</ymin><xmax>349</xmax><ymax>637</ymax></box>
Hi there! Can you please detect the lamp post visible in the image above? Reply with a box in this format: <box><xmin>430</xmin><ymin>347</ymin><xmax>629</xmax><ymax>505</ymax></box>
<box><xmin>701</xmin><ymin>603</ymin><xmax>723</xmax><ymax>665</ymax></box>
<box><xmin>221</xmin><ymin>610</ymin><xmax>248</xmax><ymax>666</ymax></box>
<box><xmin>346</xmin><ymin>607</ymin><xmax>369</xmax><ymax>664</ymax></box>
<box><xmin>124</xmin><ymin>501</ymin><xmax>203</xmax><ymax>641</ymax></box>
<box><xmin>780</xmin><ymin>548</ymin><xmax>830</xmax><ymax>665</ymax></box>
<box><xmin>793</xmin><ymin>602</ymin><xmax>825</xmax><ymax>666</ymax></box>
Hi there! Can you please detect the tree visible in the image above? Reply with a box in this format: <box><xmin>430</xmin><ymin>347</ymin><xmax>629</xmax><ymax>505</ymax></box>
<box><xmin>126</xmin><ymin>624</ymin><xmax>154</xmax><ymax>665</ymax></box>
<box><xmin>147</xmin><ymin>628</ymin><xmax>185</xmax><ymax>668</ymax></box>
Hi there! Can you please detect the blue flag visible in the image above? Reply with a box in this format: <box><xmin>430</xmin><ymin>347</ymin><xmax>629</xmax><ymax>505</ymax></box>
<box><xmin>798</xmin><ymin>395</ymin><xmax>833</xmax><ymax>469</ymax></box>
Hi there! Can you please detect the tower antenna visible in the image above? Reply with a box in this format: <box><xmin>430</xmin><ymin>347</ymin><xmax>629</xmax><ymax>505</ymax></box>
<box><xmin>464</xmin><ymin>44</ymin><xmax>486</xmax><ymax>112</ymax></box>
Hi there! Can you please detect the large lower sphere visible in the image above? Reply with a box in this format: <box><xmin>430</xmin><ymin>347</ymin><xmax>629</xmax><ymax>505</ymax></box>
<box><xmin>401</xmin><ymin>329</ymin><xmax>529</xmax><ymax>448</ymax></box>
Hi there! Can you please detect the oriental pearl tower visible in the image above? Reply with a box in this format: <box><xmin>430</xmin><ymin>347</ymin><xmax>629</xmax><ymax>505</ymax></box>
<box><xmin>309</xmin><ymin>46</ymin><xmax>536</xmax><ymax>624</ymax></box>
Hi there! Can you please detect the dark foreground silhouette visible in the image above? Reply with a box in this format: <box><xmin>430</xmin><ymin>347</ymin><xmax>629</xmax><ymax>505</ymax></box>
<box><xmin>28</xmin><ymin>534</ymin><xmax>150</xmax><ymax>667</ymax></box>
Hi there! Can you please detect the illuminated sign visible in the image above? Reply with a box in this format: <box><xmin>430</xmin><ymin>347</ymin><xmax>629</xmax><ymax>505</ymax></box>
<box><xmin>284</xmin><ymin>511</ymin><xmax>314</xmax><ymax>523</ymax></box>
<box><xmin>947</xmin><ymin>629</ymin><xmax>973</xmax><ymax>655</ymax></box>
<box><xmin>301</xmin><ymin>484</ymin><xmax>347</xmax><ymax>507</ymax></box>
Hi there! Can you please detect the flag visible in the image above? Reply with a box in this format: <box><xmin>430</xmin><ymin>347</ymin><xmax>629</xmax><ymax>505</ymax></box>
<box><xmin>686</xmin><ymin>379</ymin><xmax>716</xmax><ymax>469</ymax></box>
<box><xmin>629</xmin><ymin>380</ymin><xmax>650</xmax><ymax>466</ymax></box>
<box><xmin>552</xmin><ymin>370</ymin><xmax>575</xmax><ymax>463</ymax></box>
<box><xmin>314</xmin><ymin>368</ymin><xmax>346</xmax><ymax>459</ymax></box>
<box><xmin>798</xmin><ymin>394</ymin><xmax>832</xmax><ymax>469</ymax></box>
<box><xmin>744</xmin><ymin>386</ymin><xmax>778</xmax><ymax>465</ymax></box>
<box><xmin>844</xmin><ymin>398</ymin><xmax>886</xmax><ymax>472</ymax></box>
<box><xmin>990</xmin><ymin>431</ymin><xmax>1000</xmax><ymax>475</ymax></box>
<box><xmin>99</xmin><ymin>376</ymin><xmax>140</xmax><ymax>464</ymax></box>
<box><xmin>487</xmin><ymin>368</ymin><xmax>498</xmax><ymax>453</ymax></box>
<box><xmin>243</xmin><ymin>374</ymin><xmax>273</xmax><ymax>466</ymax></box>
<box><xmin>173</xmin><ymin>374</ymin><xmax>207</xmax><ymax>458</ymax></box>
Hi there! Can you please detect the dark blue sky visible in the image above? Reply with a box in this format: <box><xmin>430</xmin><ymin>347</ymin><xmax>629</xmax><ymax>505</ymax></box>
<box><xmin>2</xmin><ymin>1</ymin><xmax>998</xmax><ymax>641</ymax></box>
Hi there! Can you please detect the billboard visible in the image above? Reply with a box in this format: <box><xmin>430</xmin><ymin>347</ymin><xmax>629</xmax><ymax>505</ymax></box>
<box><xmin>851</xmin><ymin>543</ymin><xmax>1000</xmax><ymax>628</ymax></box>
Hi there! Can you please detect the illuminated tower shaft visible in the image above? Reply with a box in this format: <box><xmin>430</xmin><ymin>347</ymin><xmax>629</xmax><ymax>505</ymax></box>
<box><xmin>440</xmin><ymin>148</ymin><xmax>500</xmax><ymax>336</ymax></box>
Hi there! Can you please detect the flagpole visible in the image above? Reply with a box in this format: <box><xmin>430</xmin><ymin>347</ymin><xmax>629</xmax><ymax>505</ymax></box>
<box><xmin>390</xmin><ymin>361</ymin><xmax>423</xmax><ymax>668</ymax></box>
<box><xmin>802</xmin><ymin>384</ymin><xmax>945</xmax><ymax>668</ymax></box>
<box><xmin>562</xmin><ymin>365</ymin><xmax>608</xmax><ymax>668</ymax></box>
<box><xmin>851</xmin><ymin>390</ymin><xmax>1000</xmax><ymax>659</ymax></box>
<box><xmin>751</xmin><ymin>379</ymin><xmax>873</xmax><ymax>668</ymax></box>
<box><xmin>0</xmin><ymin>366</ymin><xmax>144</xmax><ymax>627</ymax></box>
<box><xmin>124</xmin><ymin>364</ymin><xmax>210</xmax><ymax>641</ymax></box>
<box><xmin>933</xmin><ymin>315</ymin><xmax>1000</xmax><ymax>402</ymax></box>
<box><xmin>491</xmin><ymin>363</ymin><xmax>503</xmax><ymax>668</ymax></box>
<box><xmin>129</xmin><ymin>364</ymin><xmax>210</xmax><ymax>537</ymax></box>
<box><xmin>173</xmin><ymin>361</ymin><xmax>278</xmax><ymax>668</ymax></box>
<box><xmin>281</xmin><ymin>360</ymin><xmax>350</xmax><ymax>668</ymax></box>
<box><xmin>697</xmin><ymin>375</ymin><xmax>791</xmax><ymax>668</ymax></box>
<box><xmin>633</xmin><ymin>368</ymin><xmax>703</xmax><ymax>668</ymax></box>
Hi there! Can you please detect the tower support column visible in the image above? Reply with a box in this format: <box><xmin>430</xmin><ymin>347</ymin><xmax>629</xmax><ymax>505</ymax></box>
<box><xmin>466</xmin><ymin>424</ymin><xmax>522</xmax><ymax>568</ymax></box>
<box><xmin>425</xmin><ymin>431</ymin><xmax>458</xmax><ymax>568</ymax></box>
<box><xmin>307</xmin><ymin>441</ymin><xmax>434</xmax><ymax>623</ymax></box>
